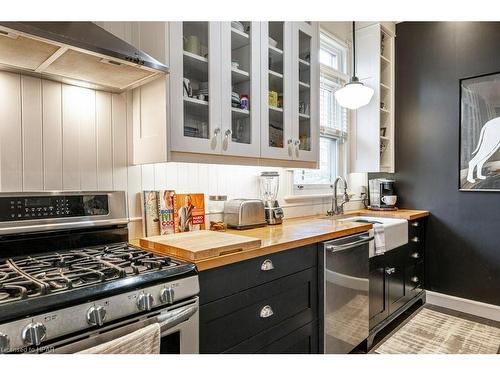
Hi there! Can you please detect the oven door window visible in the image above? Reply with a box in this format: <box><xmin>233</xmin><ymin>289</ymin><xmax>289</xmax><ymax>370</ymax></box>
<box><xmin>160</xmin><ymin>331</ymin><xmax>180</xmax><ymax>354</ymax></box>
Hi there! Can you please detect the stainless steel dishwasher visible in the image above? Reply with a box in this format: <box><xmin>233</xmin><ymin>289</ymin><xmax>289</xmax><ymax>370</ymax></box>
<box><xmin>321</xmin><ymin>232</ymin><xmax>373</xmax><ymax>354</ymax></box>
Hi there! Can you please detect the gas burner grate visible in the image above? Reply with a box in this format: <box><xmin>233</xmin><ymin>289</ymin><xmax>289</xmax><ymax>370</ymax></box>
<box><xmin>0</xmin><ymin>243</ymin><xmax>178</xmax><ymax>304</ymax></box>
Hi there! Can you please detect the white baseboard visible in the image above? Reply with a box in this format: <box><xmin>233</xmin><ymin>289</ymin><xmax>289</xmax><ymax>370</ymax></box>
<box><xmin>426</xmin><ymin>290</ymin><xmax>500</xmax><ymax>322</ymax></box>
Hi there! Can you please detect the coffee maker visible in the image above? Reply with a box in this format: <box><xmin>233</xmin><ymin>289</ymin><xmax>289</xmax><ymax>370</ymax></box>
<box><xmin>369</xmin><ymin>178</ymin><xmax>397</xmax><ymax>209</ymax></box>
<box><xmin>260</xmin><ymin>171</ymin><xmax>284</xmax><ymax>225</ymax></box>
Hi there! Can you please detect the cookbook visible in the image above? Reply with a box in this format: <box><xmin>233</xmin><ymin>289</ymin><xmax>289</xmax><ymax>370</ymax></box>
<box><xmin>141</xmin><ymin>191</ymin><xmax>160</xmax><ymax>237</ymax></box>
<box><xmin>158</xmin><ymin>190</ymin><xmax>176</xmax><ymax>235</ymax></box>
<box><xmin>173</xmin><ymin>193</ymin><xmax>205</xmax><ymax>233</ymax></box>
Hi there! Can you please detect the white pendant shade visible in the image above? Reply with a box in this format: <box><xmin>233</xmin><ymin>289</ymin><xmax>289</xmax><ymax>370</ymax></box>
<box><xmin>334</xmin><ymin>80</ymin><xmax>374</xmax><ymax>110</ymax></box>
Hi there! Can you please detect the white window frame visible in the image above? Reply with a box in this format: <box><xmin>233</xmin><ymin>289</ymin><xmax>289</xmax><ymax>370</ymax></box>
<box><xmin>291</xmin><ymin>29</ymin><xmax>351</xmax><ymax>195</ymax></box>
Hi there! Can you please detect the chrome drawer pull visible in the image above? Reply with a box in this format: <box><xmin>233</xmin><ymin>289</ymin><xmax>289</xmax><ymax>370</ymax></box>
<box><xmin>411</xmin><ymin>276</ymin><xmax>419</xmax><ymax>283</ymax></box>
<box><xmin>260</xmin><ymin>305</ymin><xmax>274</xmax><ymax>319</ymax></box>
<box><xmin>261</xmin><ymin>259</ymin><xmax>275</xmax><ymax>271</ymax></box>
<box><xmin>411</xmin><ymin>236</ymin><xmax>420</xmax><ymax>243</ymax></box>
<box><xmin>385</xmin><ymin>267</ymin><xmax>396</xmax><ymax>275</ymax></box>
<box><xmin>411</xmin><ymin>222</ymin><xmax>420</xmax><ymax>227</ymax></box>
<box><xmin>411</xmin><ymin>252</ymin><xmax>420</xmax><ymax>259</ymax></box>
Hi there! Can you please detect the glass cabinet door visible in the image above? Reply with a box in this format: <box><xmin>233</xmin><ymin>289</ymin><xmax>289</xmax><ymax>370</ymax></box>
<box><xmin>170</xmin><ymin>22</ymin><xmax>222</xmax><ymax>154</ymax></box>
<box><xmin>293</xmin><ymin>22</ymin><xmax>318</xmax><ymax>161</ymax></box>
<box><xmin>220</xmin><ymin>21</ymin><xmax>261</xmax><ymax>157</ymax></box>
<box><xmin>261</xmin><ymin>22</ymin><xmax>293</xmax><ymax>160</ymax></box>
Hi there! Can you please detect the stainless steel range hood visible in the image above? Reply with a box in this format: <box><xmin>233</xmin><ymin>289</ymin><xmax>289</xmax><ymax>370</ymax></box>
<box><xmin>0</xmin><ymin>22</ymin><xmax>168</xmax><ymax>92</ymax></box>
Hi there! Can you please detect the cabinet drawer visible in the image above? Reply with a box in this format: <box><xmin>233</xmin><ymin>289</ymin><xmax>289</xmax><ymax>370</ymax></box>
<box><xmin>200</xmin><ymin>267</ymin><xmax>317</xmax><ymax>353</ymax></box>
<box><xmin>199</xmin><ymin>244</ymin><xmax>317</xmax><ymax>304</ymax></box>
<box><xmin>256</xmin><ymin>321</ymin><xmax>318</xmax><ymax>354</ymax></box>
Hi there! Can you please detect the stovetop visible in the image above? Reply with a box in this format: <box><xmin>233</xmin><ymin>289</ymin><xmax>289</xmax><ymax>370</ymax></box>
<box><xmin>0</xmin><ymin>243</ymin><xmax>196</xmax><ymax>320</ymax></box>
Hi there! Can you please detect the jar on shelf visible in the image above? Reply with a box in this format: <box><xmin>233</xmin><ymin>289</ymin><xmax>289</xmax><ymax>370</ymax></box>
<box><xmin>208</xmin><ymin>195</ymin><xmax>227</xmax><ymax>231</ymax></box>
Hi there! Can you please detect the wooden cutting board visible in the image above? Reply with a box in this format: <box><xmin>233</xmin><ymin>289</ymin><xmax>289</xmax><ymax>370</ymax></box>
<box><xmin>139</xmin><ymin>230</ymin><xmax>262</xmax><ymax>261</ymax></box>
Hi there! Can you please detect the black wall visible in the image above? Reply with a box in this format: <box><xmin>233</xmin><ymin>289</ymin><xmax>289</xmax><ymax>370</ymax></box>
<box><xmin>395</xmin><ymin>22</ymin><xmax>500</xmax><ymax>306</ymax></box>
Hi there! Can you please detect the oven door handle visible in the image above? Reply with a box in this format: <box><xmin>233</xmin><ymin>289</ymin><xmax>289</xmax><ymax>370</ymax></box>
<box><xmin>157</xmin><ymin>305</ymin><xmax>198</xmax><ymax>332</ymax></box>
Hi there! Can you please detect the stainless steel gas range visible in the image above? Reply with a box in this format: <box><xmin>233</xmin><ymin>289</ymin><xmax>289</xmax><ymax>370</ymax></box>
<box><xmin>0</xmin><ymin>191</ymin><xmax>199</xmax><ymax>354</ymax></box>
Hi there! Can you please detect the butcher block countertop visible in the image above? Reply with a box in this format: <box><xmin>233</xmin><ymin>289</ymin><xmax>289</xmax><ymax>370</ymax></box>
<box><xmin>133</xmin><ymin>208</ymin><xmax>429</xmax><ymax>271</ymax></box>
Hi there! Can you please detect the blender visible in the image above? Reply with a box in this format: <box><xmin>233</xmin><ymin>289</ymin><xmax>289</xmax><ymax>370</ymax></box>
<box><xmin>260</xmin><ymin>171</ymin><xmax>284</xmax><ymax>225</ymax></box>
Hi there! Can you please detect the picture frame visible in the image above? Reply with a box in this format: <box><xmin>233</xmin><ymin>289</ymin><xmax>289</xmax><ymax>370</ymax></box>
<box><xmin>459</xmin><ymin>71</ymin><xmax>500</xmax><ymax>191</ymax></box>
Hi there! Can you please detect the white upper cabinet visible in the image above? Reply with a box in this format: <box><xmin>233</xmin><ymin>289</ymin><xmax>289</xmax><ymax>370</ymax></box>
<box><xmin>170</xmin><ymin>22</ymin><xmax>223</xmax><ymax>155</ymax></box>
<box><xmin>220</xmin><ymin>22</ymin><xmax>261</xmax><ymax>157</ymax></box>
<box><xmin>352</xmin><ymin>22</ymin><xmax>395</xmax><ymax>173</ymax></box>
<box><xmin>260</xmin><ymin>22</ymin><xmax>293</xmax><ymax>160</ymax></box>
<box><xmin>292</xmin><ymin>22</ymin><xmax>319</xmax><ymax>162</ymax></box>
<box><xmin>260</xmin><ymin>22</ymin><xmax>319</xmax><ymax>163</ymax></box>
<box><xmin>115</xmin><ymin>21</ymin><xmax>320</xmax><ymax>167</ymax></box>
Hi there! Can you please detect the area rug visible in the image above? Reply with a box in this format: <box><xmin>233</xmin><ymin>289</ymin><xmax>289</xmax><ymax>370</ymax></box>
<box><xmin>375</xmin><ymin>307</ymin><xmax>500</xmax><ymax>354</ymax></box>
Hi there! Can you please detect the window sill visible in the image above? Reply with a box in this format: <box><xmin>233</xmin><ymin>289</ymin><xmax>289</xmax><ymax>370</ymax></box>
<box><xmin>284</xmin><ymin>193</ymin><xmax>357</xmax><ymax>203</ymax></box>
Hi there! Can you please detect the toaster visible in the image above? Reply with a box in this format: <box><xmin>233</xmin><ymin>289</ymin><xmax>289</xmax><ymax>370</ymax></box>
<box><xmin>224</xmin><ymin>199</ymin><xmax>267</xmax><ymax>230</ymax></box>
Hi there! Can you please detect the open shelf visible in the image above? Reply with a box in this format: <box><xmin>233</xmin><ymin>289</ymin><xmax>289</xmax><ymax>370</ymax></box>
<box><xmin>231</xmin><ymin>67</ymin><xmax>250</xmax><ymax>84</ymax></box>
<box><xmin>299</xmin><ymin>113</ymin><xmax>310</xmax><ymax>119</ymax></box>
<box><xmin>380</xmin><ymin>107</ymin><xmax>390</xmax><ymax>114</ymax></box>
<box><xmin>231</xmin><ymin>27</ymin><xmax>250</xmax><ymax>50</ymax></box>
<box><xmin>380</xmin><ymin>135</ymin><xmax>390</xmax><ymax>142</ymax></box>
<box><xmin>269</xmin><ymin>106</ymin><xmax>283</xmax><ymax>112</ymax></box>
<box><xmin>380</xmin><ymin>54</ymin><xmax>391</xmax><ymax>64</ymax></box>
<box><xmin>380</xmin><ymin>82</ymin><xmax>391</xmax><ymax>91</ymax></box>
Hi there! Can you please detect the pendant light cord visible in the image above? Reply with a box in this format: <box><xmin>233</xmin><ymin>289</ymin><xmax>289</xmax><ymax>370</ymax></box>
<box><xmin>352</xmin><ymin>21</ymin><xmax>357</xmax><ymax>80</ymax></box>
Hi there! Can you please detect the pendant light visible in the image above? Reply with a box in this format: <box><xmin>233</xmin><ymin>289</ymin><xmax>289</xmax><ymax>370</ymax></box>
<box><xmin>334</xmin><ymin>21</ymin><xmax>374</xmax><ymax>110</ymax></box>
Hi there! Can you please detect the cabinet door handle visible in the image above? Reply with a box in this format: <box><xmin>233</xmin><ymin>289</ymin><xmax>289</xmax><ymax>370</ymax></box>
<box><xmin>385</xmin><ymin>267</ymin><xmax>396</xmax><ymax>275</ymax></box>
<box><xmin>411</xmin><ymin>276</ymin><xmax>419</xmax><ymax>283</ymax></box>
<box><xmin>411</xmin><ymin>236</ymin><xmax>420</xmax><ymax>243</ymax></box>
<box><xmin>260</xmin><ymin>259</ymin><xmax>275</xmax><ymax>271</ymax></box>
<box><xmin>411</xmin><ymin>252</ymin><xmax>420</xmax><ymax>259</ymax></box>
<box><xmin>223</xmin><ymin>129</ymin><xmax>232</xmax><ymax>151</ymax></box>
<box><xmin>259</xmin><ymin>305</ymin><xmax>274</xmax><ymax>319</ymax></box>
<box><xmin>287</xmin><ymin>139</ymin><xmax>293</xmax><ymax>157</ymax></box>
<box><xmin>411</xmin><ymin>221</ymin><xmax>420</xmax><ymax>227</ymax></box>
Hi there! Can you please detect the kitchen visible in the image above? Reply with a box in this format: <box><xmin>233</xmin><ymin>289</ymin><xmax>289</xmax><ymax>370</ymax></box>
<box><xmin>0</xmin><ymin>0</ymin><xmax>499</xmax><ymax>372</ymax></box>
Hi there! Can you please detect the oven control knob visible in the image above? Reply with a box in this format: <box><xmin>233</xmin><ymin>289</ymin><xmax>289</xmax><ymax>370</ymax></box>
<box><xmin>87</xmin><ymin>305</ymin><xmax>107</xmax><ymax>327</ymax></box>
<box><xmin>160</xmin><ymin>287</ymin><xmax>175</xmax><ymax>304</ymax></box>
<box><xmin>137</xmin><ymin>292</ymin><xmax>154</xmax><ymax>311</ymax></box>
<box><xmin>0</xmin><ymin>333</ymin><xmax>10</xmax><ymax>353</ymax></box>
<box><xmin>22</xmin><ymin>322</ymin><xmax>47</xmax><ymax>346</ymax></box>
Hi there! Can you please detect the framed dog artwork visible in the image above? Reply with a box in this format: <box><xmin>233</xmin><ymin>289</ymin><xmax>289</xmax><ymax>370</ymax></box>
<box><xmin>460</xmin><ymin>72</ymin><xmax>500</xmax><ymax>191</ymax></box>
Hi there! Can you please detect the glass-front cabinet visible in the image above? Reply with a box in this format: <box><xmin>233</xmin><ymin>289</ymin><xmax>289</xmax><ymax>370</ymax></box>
<box><xmin>220</xmin><ymin>21</ymin><xmax>261</xmax><ymax>157</ymax></box>
<box><xmin>169</xmin><ymin>21</ymin><xmax>319</xmax><ymax>163</ymax></box>
<box><xmin>292</xmin><ymin>22</ymin><xmax>319</xmax><ymax>162</ymax></box>
<box><xmin>170</xmin><ymin>22</ymin><xmax>223</xmax><ymax>154</ymax></box>
<box><xmin>261</xmin><ymin>22</ymin><xmax>318</xmax><ymax>161</ymax></box>
<box><xmin>260</xmin><ymin>21</ymin><xmax>292</xmax><ymax>160</ymax></box>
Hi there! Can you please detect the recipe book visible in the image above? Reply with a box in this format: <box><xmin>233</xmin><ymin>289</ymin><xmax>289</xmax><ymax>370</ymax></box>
<box><xmin>141</xmin><ymin>191</ymin><xmax>160</xmax><ymax>237</ymax></box>
<box><xmin>173</xmin><ymin>193</ymin><xmax>205</xmax><ymax>233</ymax></box>
<box><xmin>158</xmin><ymin>190</ymin><xmax>176</xmax><ymax>235</ymax></box>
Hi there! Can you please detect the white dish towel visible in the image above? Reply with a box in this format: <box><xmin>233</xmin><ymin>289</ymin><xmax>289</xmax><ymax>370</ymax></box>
<box><xmin>78</xmin><ymin>323</ymin><xmax>161</xmax><ymax>354</ymax></box>
<box><xmin>373</xmin><ymin>223</ymin><xmax>386</xmax><ymax>255</ymax></box>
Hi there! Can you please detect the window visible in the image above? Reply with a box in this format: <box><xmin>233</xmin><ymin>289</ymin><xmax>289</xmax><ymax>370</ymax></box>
<box><xmin>294</xmin><ymin>31</ymin><xmax>349</xmax><ymax>190</ymax></box>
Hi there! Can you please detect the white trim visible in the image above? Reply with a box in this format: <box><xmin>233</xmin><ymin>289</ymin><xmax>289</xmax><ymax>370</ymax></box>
<box><xmin>426</xmin><ymin>291</ymin><xmax>500</xmax><ymax>322</ymax></box>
